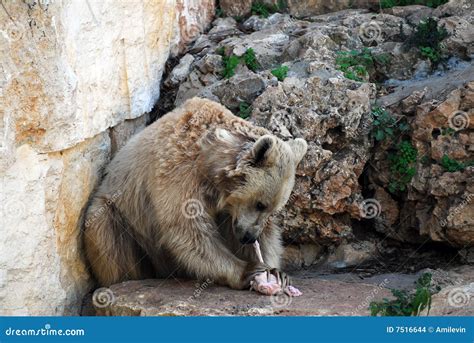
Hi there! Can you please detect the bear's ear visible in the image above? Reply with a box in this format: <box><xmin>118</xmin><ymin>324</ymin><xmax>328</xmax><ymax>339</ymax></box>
<box><xmin>288</xmin><ymin>138</ymin><xmax>308</xmax><ymax>165</ymax></box>
<box><xmin>234</xmin><ymin>135</ymin><xmax>276</xmax><ymax>174</ymax></box>
<box><xmin>251</xmin><ymin>135</ymin><xmax>276</xmax><ymax>167</ymax></box>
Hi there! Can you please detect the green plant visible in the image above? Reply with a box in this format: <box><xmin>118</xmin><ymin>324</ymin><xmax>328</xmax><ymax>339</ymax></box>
<box><xmin>372</xmin><ymin>107</ymin><xmax>397</xmax><ymax>141</ymax></box>
<box><xmin>388</xmin><ymin>140</ymin><xmax>417</xmax><ymax>193</ymax></box>
<box><xmin>238</xmin><ymin>102</ymin><xmax>252</xmax><ymax>119</ymax></box>
<box><xmin>410</xmin><ymin>18</ymin><xmax>448</xmax><ymax>65</ymax></box>
<box><xmin>370</xmin><ymin>273</ymin><xmax>436</xmax><ymax>316</ymax></box>
<box><xmin>441</xmin><ymin>127</ymin><xmax>455</xmax><ymax>136</ymax></box>
<box><xmin>243</xmin><ymin>48</ymin><xmax>259</xmax><ymax>72</ymax></box>
<box><xmin>271</xmin><ymin>65</ymin><xmax>289</xmax><ymax>81</ymax></box>
<box><xmin>420</xmin><ymin>155</ymin><xmax>431</xmax><ymax>166</ymax></box>
<box><xmin>221</xmin><ymin>55</ymin><xmax>241</xmax><ymax>78</ymax></box>
<box><xmin>218</xmin><ymin>48</ymin><xmax>260</xmax><ymax>79</ymax></box>
<box><xmin>374</xmin><ymin>53</ymin><xmax>391</xmax><ymax>66</ymax></box>
<box><xmin>233</xmin><ymin>15</ymin><xmax>245</xmax><ymax>23</ymax></box>
<box><xmin>440</xmin><ymin>155</ymin><xmax>474</xmax><ymax>172</ymax></box>
<box><xmin>251</xmin><ymin>1</ymin><xmax>287</xmax><ymax>17</ymax></box>
<box><xmin>336</xmin><ymin>49</ymin><xmax>371</xmax><ymax>82</ymax></box>
<box><xmin>371</xmin><ymin>107</ymin><xmax>409</xmax><ymax>142</ymax></box>
<box><xmin>251</xmin><ymin>2</ymin><xmax>274</xmax><ymax>17</ymax></box>
<box><xmin>277</xmin><ymin>0</ymin><xmax>288</xmax><ymax>10</ymax></box>
<box><xmin>380</xmin><ymin>0</ymin><xmax>396</xmax><ymax>7</ymax></box>
<box><xmin>420</xmin><ymin>46</ymin><xmax>441</xmax><ymax>63</ymax></box>
<box><xmin>335</xmin><ymin>48</ymin><xmax>389</xmax><ymax>82</ymax></box>
<box><xmin>380</xmin><ymin>0</ymin><xmax>448</xmax><ymax>9</ymax></box>
<box><xmin>216</xmin><ymin>46</ymin><xmax>225</xmax><ymax>55</ymax></box>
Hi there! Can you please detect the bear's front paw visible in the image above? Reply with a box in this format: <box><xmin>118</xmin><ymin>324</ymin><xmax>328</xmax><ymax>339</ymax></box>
<box><xmin>250</xmin><ymin>269</ymin><xmax>302</xmax><ymax>297</ymax></box>
<box><xmin>242</xmin><ymin>261</ymin><xmax>269</xmax><ymax>288</ymax></box>
<box><xmin>250</xmin><ymin>270</ymin><xmax>282</xmax><ymax>295</ymax></box>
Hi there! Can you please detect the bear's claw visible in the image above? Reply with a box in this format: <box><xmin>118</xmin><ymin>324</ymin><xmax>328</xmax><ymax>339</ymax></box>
<box><xmin>250</xmin><ymin>241</ymin><xmax>302</xmax><ymax>297</ymax></box>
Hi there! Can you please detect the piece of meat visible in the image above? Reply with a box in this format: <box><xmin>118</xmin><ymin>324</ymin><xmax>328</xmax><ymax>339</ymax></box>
<box><xmin>250</xmin><ymin>272</ymin><xmax>282</xmax><ymax>295</ymax></box>
<box><xmin>250</xmin><ymin>241</ymin><xmax>302</xmax><ymax>297</ymax></box>
<box><xmin>285</xmin><ymin>285</ymin><xmax>302</xmax><ymax>297</ymax></box>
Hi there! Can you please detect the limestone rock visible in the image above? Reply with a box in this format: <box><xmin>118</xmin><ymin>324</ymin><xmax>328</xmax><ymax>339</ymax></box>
<box><xmin>0</xmin><ymin>0</ymin><xmax>214</xmax><ymax>155</ymax></box>
<box><xmin>172</xmin><ymin>7</ymin><xmax>472</xmax><ymax>251</ymax></box>
<box><xmin>213</xmin><ymin>70</ymin><xmax>267</xmax><ymax>110</ymax></box>
<box><xmin>326</xmin><ymin>241</ymin><xmax>378</xmax><ymax>269</ymax></box>
<box><xmin>0</xmin><ymin>134</ymin><xmax>110</xmax><ymax>315</ymax></box>
<box><xmin>281</xmin><ymin>244</ymin><xmax>324</xmax><ymax>269</ymax></box>
<box><xmin>420</xmin><ymin>266</ymin><xmax>474</xmax><ymax>316</ymax></box>
<box><xmin>413</xmin><ymin>85</ymin><xmax>474</xmax><ymax>247</ymax></box>
<box><xmin>432</xmin><ymin>0</ymin><xmax>474</xmax><ymax>18</ymax></box>
<box><xmin>439</xmin><ymin>16</ymin><xmax>474</xmax><ymax>59</ymax></box>
<box><xmin>386</xmin><ymin>5</ymin><xmax>434</xmax><ymax>23</ymax></box>
<box><xmin>208</xmin><ymin>17</ymin><xmax>243</xmax><ymax>42</ymax></box>
<box><xmin>167</xmin><ymin>54</ymin><xmax>195</xmax><ymax>86</ymax></box>
<box><xmin>429</xmin><ymin>284</ymin><xmax>474</xmax><ymax>316</ymax></box>
<box><xmin>90</xmin><ymin>278</ymin><xmax>392</xmax><ymax>316</ymax></box>
<box><xmin>251</xmin><ymin>77</ymin><xmax>375</xmax><ymax>244</ymax></box>
<box><xmin>288</xmin><ymin>0</ymin><xmax>378</xmax><ymax>18</ymax></box>
<box><xmin>0</xmin><ymin>0</ymin><xmax>214</xmax><ymax>315</ymax></box>
<box><xmin>219</xmin><ymin>0</ymin><xmax>253</xmax><ymax>17</ymax></box>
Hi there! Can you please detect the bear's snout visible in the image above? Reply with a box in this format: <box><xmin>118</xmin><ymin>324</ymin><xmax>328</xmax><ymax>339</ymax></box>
<box><xmin>240</xmin><ymin>231</ymin><xmax>257</xmax><ymax>245</ymax></box>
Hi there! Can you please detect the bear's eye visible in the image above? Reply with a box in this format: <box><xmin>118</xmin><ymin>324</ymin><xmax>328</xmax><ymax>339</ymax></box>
<box><xmin>256</xmin><ymin>202</ymin><xmax>267</xmax><ymax>212</ymax></box>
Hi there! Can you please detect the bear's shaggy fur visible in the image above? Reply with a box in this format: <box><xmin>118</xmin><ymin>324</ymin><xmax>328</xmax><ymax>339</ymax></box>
<box><xmin>83</xmin><ymin>97</ymin><xmax>307</xmax><ymax>289</ymax></box>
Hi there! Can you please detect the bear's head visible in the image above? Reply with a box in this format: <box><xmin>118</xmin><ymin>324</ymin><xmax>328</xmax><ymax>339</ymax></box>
<box><xmin>203</xmin><ymin>130</ymin><xmax>307</xmax><ymax>245</ymax></box>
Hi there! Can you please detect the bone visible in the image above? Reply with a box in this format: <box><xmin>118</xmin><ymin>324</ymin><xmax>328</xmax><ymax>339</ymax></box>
<box><xmin>253</xmin><ymin>241</ymin><xmax>264</xmax><ymax>264</ymax></box>
<box><xmin>251</xmin><ymin>240</ymin><xmax>302</xmax><ymax>297</ymax></box>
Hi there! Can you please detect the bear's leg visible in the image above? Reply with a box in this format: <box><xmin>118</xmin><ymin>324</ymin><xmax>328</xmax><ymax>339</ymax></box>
<box><xmin>258</xmin><ymin>224</ymin><xmax>283</xmax><ymax>269</ymax></box>
<box><xmin>160</xmin><ymin>222</ymin><xmax>268</xmax><ymax>290</ymax></box>
<box><xmin>83</xmin><ymin>198</ymin><xmax>153</xmax><ymax>287</ymax></box>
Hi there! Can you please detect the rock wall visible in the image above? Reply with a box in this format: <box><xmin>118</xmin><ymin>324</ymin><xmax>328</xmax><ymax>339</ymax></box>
<box><xmin>168</xmin><ymin>0</ymin><xmax>473</xmax><ymax>271</ymax></box>
<box><xmin>0</xmin><ymin>0</ymin><xmax>214</xmax><ymax>315</ymax></box>
<box><xmin>219</xmin><ymin>0</ymin><xmax>379</xmax><ymax>18</ymax></box>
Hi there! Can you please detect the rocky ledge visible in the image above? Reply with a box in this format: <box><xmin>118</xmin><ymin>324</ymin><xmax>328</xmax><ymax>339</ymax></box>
<box><xmin>88</xmin><ymin>266</ymin><xmax>473</xmax><ymax>316</ymax></box>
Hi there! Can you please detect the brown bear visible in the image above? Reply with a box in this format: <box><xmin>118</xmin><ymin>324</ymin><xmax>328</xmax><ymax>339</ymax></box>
<box><xmin>83</xmin><ymin>97</ymin><xmax>307</xmax><ymax>294</ymax></box>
